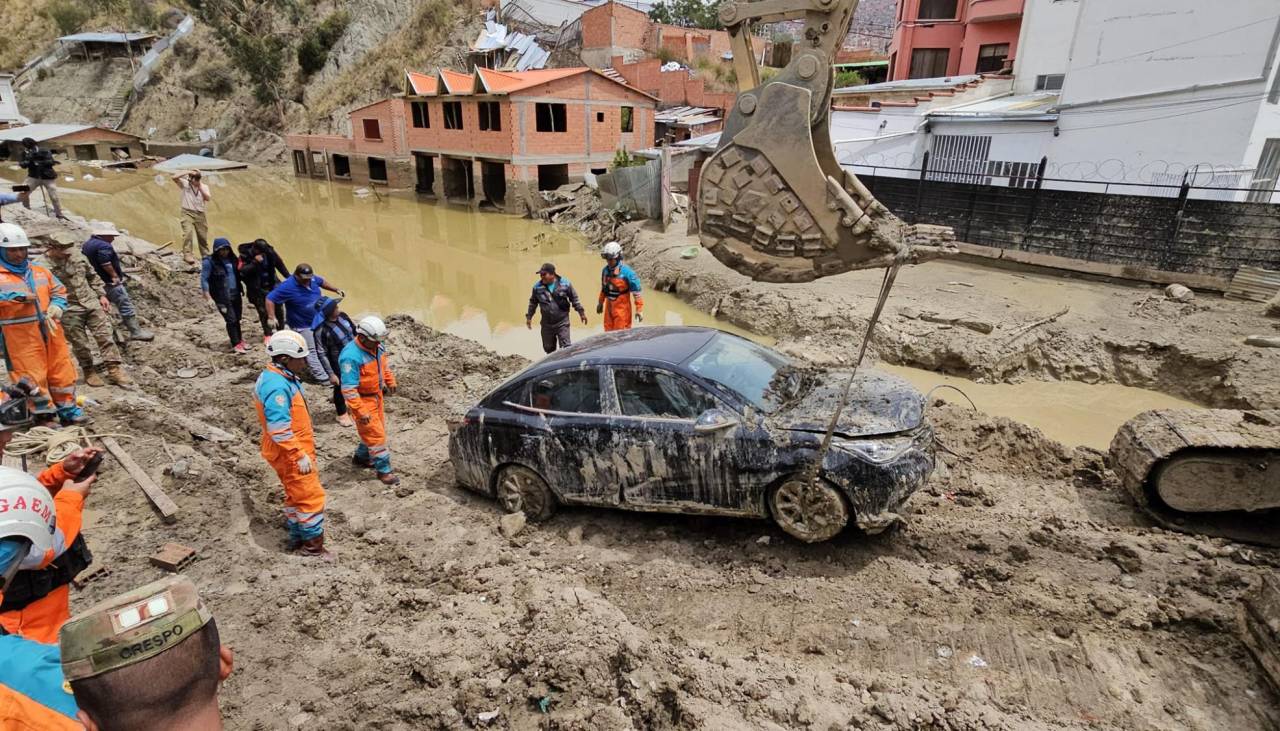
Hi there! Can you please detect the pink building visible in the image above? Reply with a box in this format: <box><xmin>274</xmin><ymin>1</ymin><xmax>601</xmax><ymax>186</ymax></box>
<box><xmin>887</xmin><ymin>0</ymin><xmax>1023</xmax><ymax>81</ymax></box>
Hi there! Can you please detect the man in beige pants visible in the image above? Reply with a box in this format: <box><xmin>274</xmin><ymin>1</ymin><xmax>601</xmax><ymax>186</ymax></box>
<box><xmin>172</xmin><ymin>170</ymin><xmax>211</xmax><ymax>264</ymax></box>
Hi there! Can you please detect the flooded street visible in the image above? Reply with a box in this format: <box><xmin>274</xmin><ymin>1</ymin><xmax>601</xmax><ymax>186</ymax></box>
<box><xmin>25</xmin><ymin>164</ymin><xmax>1200</xmax><ymax>448</ymax></box>
<box><xmin>32</xmin><ymin>166</ymin><xmax>754</xmax><ymax>359</ymax></box>
<box><xmin>880</xmin><ymin>364</ymin><xmax>1197</xmax><ymax>449</ymax></box>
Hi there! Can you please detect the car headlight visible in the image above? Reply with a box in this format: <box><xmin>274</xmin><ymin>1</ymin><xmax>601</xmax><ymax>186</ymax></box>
<box><xmin>836</xmin><ymin>435</ymin><xmax>916</xmax><ymax>465</ymax></box>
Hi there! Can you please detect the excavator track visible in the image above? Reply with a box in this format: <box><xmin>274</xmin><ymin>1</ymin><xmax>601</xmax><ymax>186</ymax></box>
<box><xmin>1110</xmin><ymin>409</ymin><xmax>1280</xmax><ymax>547</ymax></box>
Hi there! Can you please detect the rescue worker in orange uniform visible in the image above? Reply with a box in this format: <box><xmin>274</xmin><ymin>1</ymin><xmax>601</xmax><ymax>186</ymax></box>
<box><xmin>0</xmin><ymin>379</ymin><xmax>99</xmax><ymax>643</ymax></box>
<box><xmin>254</xmin><ymin>330</ymin><xmax>331</xmax><ymax>559</ymax></box>
<box><xmin>340</xmin><ymin>316</ymin><xmax>400</xmax><ymax>487</ymax></box>
<box><xmin>596</xmin><ymin>241</ymin><xmax>644</xmax><ymax>331</ymax></box>
<box><xmin>0</xmin><ymin>222</ymin><xmax>86</xmax><ymax>425</ymax></box>
<box><xmin>0</xmin><ymin>467</ymin><xmax>83</xmax><ymax>729</ymax></box>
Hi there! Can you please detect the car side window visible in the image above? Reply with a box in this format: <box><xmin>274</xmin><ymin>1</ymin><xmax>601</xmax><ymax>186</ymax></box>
<box><xmin>613</xmin><ymin>368</ymin><xmax>716</xmax><ymax>420</ymax></box>
<box><xmin>525</xmin><ymin>369</ymin><xmax>602</xmax><ymax>414</ymax></box>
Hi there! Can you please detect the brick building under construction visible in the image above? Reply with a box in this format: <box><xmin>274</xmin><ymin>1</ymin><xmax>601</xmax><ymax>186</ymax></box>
<box><xmin>286</xmin><ymin>66</ymin><xmax>657</xmax><ymax>212</ymax></box>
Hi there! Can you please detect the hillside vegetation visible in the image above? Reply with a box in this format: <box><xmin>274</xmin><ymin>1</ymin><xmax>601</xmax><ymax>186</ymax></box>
<box><xmin>2</xmin><ymin>0</ymin><xmax>483</xmax><ymax>162</ymax></box>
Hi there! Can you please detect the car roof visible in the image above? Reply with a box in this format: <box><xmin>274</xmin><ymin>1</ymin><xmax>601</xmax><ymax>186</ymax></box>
<box><xmin>528</xmin><ymin>326</ymin><xmax>720</xmax><ymax>374</ymax></box>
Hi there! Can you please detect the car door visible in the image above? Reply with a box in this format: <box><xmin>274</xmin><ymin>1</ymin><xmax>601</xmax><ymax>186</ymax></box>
<box><xmin>508</xmin><ymin>367</ymin><xmax>622</xmax><ymax>506</ymax></box>
<box><xmin>608</xmin><ymin>366</ymin><xmax>759</xmax><ymax>514</ymax></box>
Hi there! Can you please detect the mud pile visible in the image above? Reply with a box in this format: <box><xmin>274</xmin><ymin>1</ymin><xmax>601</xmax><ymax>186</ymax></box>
<box><xmin>618</xmin><ymin>223</ymin><xmax>1280</xmax><ymax>409</ymax></box>
<box><xmin>7</xmin><ymin>206</ymin><xmax>1275</xmax><ymax>729</ymax></box>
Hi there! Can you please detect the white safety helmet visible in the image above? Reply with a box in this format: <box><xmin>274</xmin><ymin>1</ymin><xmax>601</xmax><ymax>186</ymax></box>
<box><xmin>356</xmin><ymin>315</ymin><xmax>387</xmax><ymax>342</ymax></box>
<box><xmin>265</xmin><ymin>330</ymin><xmax>308</xmax><ymax>359</ymax></box>
<box><xmin>601</xmin><ymin>241</ymin><xmax>623</xmax><ymax>260</ymax></box>
<box><xmin>0</xmin><ymin>466</ymin><xmax>57</xmax><ymax>590</ymax></box>
<box><xmin>0</xmin><ymin>223</ymin><xmax>31</xmax><ymax>249</ymax></box>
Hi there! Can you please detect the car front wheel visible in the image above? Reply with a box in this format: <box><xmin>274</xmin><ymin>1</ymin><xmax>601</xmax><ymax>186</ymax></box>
<box><xmin>769</xmin><ymin>477</ymin><xmax>849</xmax><ymax>543</ymax></box>
<box><xmin>496</xmin><ymin>465</ymin><xmax>556</xmax><ymax>521</ymax></box>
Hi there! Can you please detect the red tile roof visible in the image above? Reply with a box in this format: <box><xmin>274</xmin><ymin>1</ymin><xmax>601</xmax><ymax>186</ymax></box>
<box><xmin>405</xmin><ymin>71</ymin><xmax>437</xmax><ymax>95</ymax></box>
<box><xmin>404</xmin><ymin>67</ymin><xmax>660</xmax><ymax>103</ymax></box>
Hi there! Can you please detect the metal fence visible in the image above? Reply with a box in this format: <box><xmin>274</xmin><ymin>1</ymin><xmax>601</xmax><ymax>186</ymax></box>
<box><xmin>850</xmin><ymin>154</ymin><xmax>1280</xmax><ymax>280</ymax></box>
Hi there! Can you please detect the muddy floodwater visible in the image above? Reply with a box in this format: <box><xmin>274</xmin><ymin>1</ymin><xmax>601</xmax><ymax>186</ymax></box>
<box><xmin>881</xmin><ymin>364</ymin><xmax>1197</xmax><ymax>449</ymax></box>
<box><xmin>26</xmin><ymin>165</ymin><xmax>1198</xmax><ymax>448</ymax></box>
<box><xmin>32</xmin><ymin>166</ymin><xmax>756</xmax><ymax>359</ymax></box>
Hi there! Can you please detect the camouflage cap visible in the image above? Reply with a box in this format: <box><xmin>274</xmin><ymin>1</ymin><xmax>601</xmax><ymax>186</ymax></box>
<box><xmin>46</xmin><ymin>232</ymin><xmax>79</xmax><ymax>248</ymax></box>
<box><xmin>60</xmin><ymin>575</ymin><xmax>213</xmax><ymax>681</ymax></box>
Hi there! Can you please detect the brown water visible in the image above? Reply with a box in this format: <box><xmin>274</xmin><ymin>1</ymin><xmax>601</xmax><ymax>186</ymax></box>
<box><xmin>880</xmin><ymin>364</ymin><xmax>1197</xmax><ymax>450</ymax></box>
<box><xmin>28</xmin><ymin>166</ymin><xmax>757</xmax><ymax>358</ymax></box>
<box><xmin>17</xmin><ymin>165</ymin><xmax>1198</xmax><ymax>449</ymax></box>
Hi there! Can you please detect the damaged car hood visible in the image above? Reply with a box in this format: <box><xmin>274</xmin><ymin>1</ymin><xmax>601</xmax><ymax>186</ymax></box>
<box><xmin>770</xmin><ymin>370</ymin><xmax>925</xmax><ymax>438</ymax></box>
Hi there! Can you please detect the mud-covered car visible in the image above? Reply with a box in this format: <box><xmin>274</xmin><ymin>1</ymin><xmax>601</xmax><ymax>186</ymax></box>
<box><xmin>448</xmin><ymin>327</ymin><xmax>934</xmax><ymax>542</ymax></box>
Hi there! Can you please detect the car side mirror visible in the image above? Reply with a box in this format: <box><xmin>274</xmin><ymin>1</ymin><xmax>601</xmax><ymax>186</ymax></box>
<box><xmin>694</xmin><ymin>408</ymin><xmax>739</xmax><ymax>434</ymax></box>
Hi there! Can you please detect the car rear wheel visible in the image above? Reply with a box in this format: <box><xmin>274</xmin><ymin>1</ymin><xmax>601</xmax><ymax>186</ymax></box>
<box><xmin>496</xmin><ymin>465</ymin><xmax>556</xmax><ymax>521</ymax></box>
<box><xmin>769</xmin><ymin>477</ymin><xmax>849</xmax><ymax>543</ymax></box>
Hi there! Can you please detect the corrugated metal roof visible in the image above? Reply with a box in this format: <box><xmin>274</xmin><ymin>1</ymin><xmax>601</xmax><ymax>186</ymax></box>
<box><xmin>929</xmin><ymin>92</ymin><xmax>1060</xmax><ymax>122</ymax></box>
<box><xmin>0</xmin><ymin>124</ymin><xmax>92</xmax><ymax>142</ymax></box>
<box><xmin>58</xmin><ymin>31</ymin><xmax>155</xmax><ymax>44</ymax></box>
<box><xmin>834</xmin><ymin>74</ymin><xmax>981</xmax><ymax>95</ymax></box>
<box><xmin>1225</xmin><ymin>265</ymin><xmax>1280</xmax><ymax>302</ymax></box>
<box><xmin>655</xmin><ymin>106</ymin><xmax>721</xmax><ymax>127</ymax></box>
<box><xmin>153</xmin><ymin>154</ymin><xmax>248</xmax><ymax>173</ymax></box>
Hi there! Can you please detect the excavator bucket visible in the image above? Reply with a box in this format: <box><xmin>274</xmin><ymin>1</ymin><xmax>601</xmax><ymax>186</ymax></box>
<box><xmin>696</xmin><ymin>0</ymin><xmax>956</xmax><ymax>282</ymax></box>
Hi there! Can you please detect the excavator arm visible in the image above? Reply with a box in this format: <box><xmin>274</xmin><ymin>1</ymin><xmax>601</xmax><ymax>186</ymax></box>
<box><xmin>697</xmin><ymin>0</ymin><xmax>957</xmax><ymax>282</ymax></box>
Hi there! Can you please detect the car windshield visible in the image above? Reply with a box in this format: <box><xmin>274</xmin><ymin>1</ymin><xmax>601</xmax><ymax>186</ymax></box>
<box><xmin>683</xmin><ymin>333</ymin><xmax>797</xmax><ymax>413</ymax></box>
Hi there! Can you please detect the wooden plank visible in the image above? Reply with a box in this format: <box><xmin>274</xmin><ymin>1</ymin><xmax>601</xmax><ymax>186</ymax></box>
<box><xmin>101</xmin><ymin>436</ymin><xmax>178</xmax><ymax>523</ymax></box>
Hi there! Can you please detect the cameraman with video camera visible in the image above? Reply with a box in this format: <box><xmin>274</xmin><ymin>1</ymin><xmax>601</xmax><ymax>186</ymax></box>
<box><xmin>18</xmin><ymin>137</ymin><xmax>64</xmax><ymax>220</ymax></box>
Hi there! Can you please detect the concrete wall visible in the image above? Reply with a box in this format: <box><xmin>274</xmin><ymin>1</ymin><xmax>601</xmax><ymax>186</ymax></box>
<box><xmin>1011</xmin><ymin>0</ymin><xmax>1080</xmax><ymax>95</ymax></box>
<box><xmin>861</xmin><ymin>172</ymin><xmax>1280</xmax><ymax>280</ymax></box>
<box><xmin>1059</xmin><ymin>0</ymin><xmax>1280</xmax><ymax>107</ymax></box>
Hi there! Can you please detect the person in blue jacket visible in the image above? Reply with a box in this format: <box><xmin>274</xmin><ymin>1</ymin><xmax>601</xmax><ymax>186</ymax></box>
<box><xmin>265</xmin><ymin>263</ymin><xmax>343</xmax><ymax>382</ymax></box>
<box><xmin>200</xmin><ymin>237</ymin><xmax>245</xmax><ymax>353</ymax></box>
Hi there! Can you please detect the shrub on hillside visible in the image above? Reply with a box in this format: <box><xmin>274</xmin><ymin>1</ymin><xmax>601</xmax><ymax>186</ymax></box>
<box><xmin>187</xmin><ymin>62</ymin><xmax>236</xmax><ymax>97</ymax></box>
<box><xmin>298</xmin><ymin>11</ymin><xmax>350</xmax><ymax>78</ymax></box>
<box><xmin>42</xmin><ymin>0</ymin><xmax>92</xmax><ymax>35</ymax></box>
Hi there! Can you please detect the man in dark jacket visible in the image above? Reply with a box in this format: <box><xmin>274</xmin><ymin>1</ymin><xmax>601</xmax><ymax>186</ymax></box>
<box><xmin>525</xmin><ymin>262</ymin><xmax>587</xmax><ymax>354</ymax></box>
<box><xmin>311</xmin><ymin>296</ymin><xmax>356</xmax><ymax>427</ymax></box>
<box><xmin>18</xmin><ymin>138</ymin><xmax>63</xmax><ymax>219</ymax></box>
<box><xmin>237</xmin><ymin>238</ymin><xmax>289</xmax><ymax>341</ymax></box>
<box><xmin>200</xmin><ymin>238</ymin><xmax>245</xmax><ymax>353</ymax></box>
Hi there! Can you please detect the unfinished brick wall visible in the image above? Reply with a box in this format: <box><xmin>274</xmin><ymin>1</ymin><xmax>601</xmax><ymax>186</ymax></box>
<box><xmin>610</xmin><ymin>57</ymin><xmax>735</xmax><ymax>112</ymax></box>
<box><xmin>403</xmin><ymin>98</ymin><xmax>515</xmax><ymax>157</ymax></box>
<box><xmin>349</xmin><ymin>99</ymin><xmax>407</xmax><ymax>157</ymax></box>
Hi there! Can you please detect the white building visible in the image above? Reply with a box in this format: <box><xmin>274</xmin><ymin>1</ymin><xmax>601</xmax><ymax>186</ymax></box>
<box><xmin>0</xmin><ymin>74</ymin><xmax>25</xmax><ymax>127</ymax></box>
<box><xmin>832</xmin><ymin>0</ymin><xmax>1280</xmax><ymax>201</ymax></box>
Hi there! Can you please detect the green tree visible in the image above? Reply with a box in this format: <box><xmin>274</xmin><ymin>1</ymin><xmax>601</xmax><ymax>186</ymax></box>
<box><xmin>833</xmin><ymin>69</ymin><xmax>866</xmax><ymax>89</ymax></box>
<box><xmin>649</xmin><ymin>0</ymin><xmax>724</xmax><ymax>29</ymax></box>
<box><xmin>297</xmin><ymin>10</ymin><xmax>349</xmax><ymax>78</ymax></box>
<box><xmin>188</xmin><ymin>0</ymin><xmax>291</xmax><ymax>116</ymax></box>
<box><xmin>41</xmin><ymin>0</ymin><xmax>92</xmax><ymax>35</ymax></box>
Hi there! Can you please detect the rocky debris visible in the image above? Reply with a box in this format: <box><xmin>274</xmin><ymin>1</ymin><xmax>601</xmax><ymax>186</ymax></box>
<box><xmin>622</xmin><ymin>225</ymin><xmax>1280</xmax><ymax>409</ymax></box>
<box><xmin>499</xmin><ymin>511</ymin><xmax>527</xmax><ymax>539</ymax></box>
<box><xmin>1165</xmin><ymin>283</ymin><xmax>1195</xmax><ymax>302</ymax></box>
<box><xmin>12</xmin><ymin>203</ymin><xmax>1275</xmax><ymax>730</ymax></box>
<box><xmin>1268</xmin><ymin>293</ymin><xmax>1280</xmax><ymax>318</ymax></box>
<box><xmin>535</xmin><ymin>183</ymin><xmax>628</xmax><ymax>245</ymax></box>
